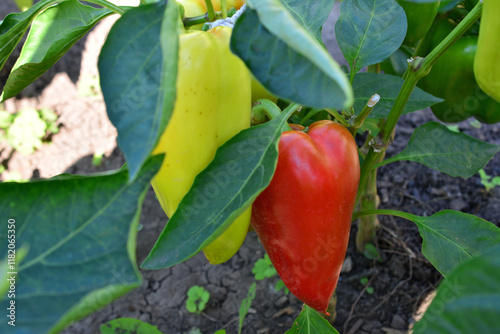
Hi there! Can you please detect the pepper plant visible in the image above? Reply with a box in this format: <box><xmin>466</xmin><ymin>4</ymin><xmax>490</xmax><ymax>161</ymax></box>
<box><xmin>0</xmin><ymin>0</ymin><xmax>499</xmax><ymax>333</ymax></box>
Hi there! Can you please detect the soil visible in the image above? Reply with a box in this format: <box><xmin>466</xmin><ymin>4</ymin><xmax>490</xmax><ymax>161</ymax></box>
<box><xmin>1</xmin><ymin>2</ymin><xmax>499</xmax><ymax>334</ymax></box>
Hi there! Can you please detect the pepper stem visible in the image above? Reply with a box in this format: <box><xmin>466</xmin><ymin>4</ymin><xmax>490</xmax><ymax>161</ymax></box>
<box><xmin>205</xmin><ymin>0</ymin><xmax>216</xmax><ymax>21</ymax></box>
<box><xmin>326</xmin><ymin>108</ymin><xmax>349</xmax><ymax>128</ymax></box>
<box><xmin>221</xmin><ymin>0</ymin><xmax>228</xmax><ymax>19</ymax></box>
<box><xmin>184</xmin><ymin>14</ymin><xmax>209</xmax><ymax>28</ymax></box>
<box><xmin>251</xmin><ymin>99</ymin><xmax>282</xmax><ymax>125</ymax></box>
<box><xmin>350</xmin><ymin>94</ymin><xmax>380</xmax><ymax>135</ymax></box>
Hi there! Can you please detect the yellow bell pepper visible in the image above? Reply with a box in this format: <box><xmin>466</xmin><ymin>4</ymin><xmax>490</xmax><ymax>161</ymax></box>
<box><xmin>151</xmin><ymin>26</ymin><xmax>251</xmax><ymax>265</ymax></box>
<box><xmin>474</xmin><ymin>0</ymin><xmax>500</xmax><ymax>103</ymax></box>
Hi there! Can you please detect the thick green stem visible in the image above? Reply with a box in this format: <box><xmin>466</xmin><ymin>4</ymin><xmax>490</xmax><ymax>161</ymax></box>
<box><xmin>205</xmin><ymin>0</ymin><xmax>216</xmax><ymax>21</ymax></box>
<box><xmin>221</xmin><ymin>0</ymin><xmax>227</xmax><ymax>18</ymax></box>
<box><xmin>184</xmin><ymin>14</ymin><xmax>208</xmax><ymax>28</ymax></box>
<box><xmin>355</xmin><ymin>167</ymin><xmax>380</xmax><ymax>253</ymax></box>
<box><xmin>84</xmin><ymin>0</ymin><xmax>126</xmax><ymax>15</ymax></box>
<box><xmin>355</xmin><ymin>1</ymin><xmax>483</xmax><ymax>206</ymax></box>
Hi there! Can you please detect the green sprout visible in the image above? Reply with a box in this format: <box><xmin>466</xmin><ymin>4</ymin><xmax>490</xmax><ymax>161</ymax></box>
<box><xmin>252</xmin><ymin>254</ymin><xmax>277</xmax><ymax>280</ymax></box>
<box><xmin>0</xmin><ymin>108</ymin><xmax>59</xmax><ymax>155</ymax></box>
<box><xmin>92</xmin><ymin>151</ymin><xmax>105</xmax><ymax>167</ymax></box>
<box><xmin>479</xmin><ymin>169</ymin><xmax>500</xmax><ymax>191</ymax></box>
<box><xmin>185</xmin><ymin>286</ymin><xmax>210</xmax><ymax>314</ymax></box>
<box><xmin>360</xmin><ymin>277</ymin><xmax>374</xmax><ymax>294</ymax></box>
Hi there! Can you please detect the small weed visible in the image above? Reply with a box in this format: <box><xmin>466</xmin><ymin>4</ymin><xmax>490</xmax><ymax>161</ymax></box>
<box><xmin>252</xmin><ymin>254</ymin><xmax>277</xmax><ymax>280</ymax></box>
<box><xmin>0</xmin><ymin>107</ymin><xmax>59</xmax><ymax>155</ymax></box>
<box><xmin>360</xmin><ymin>277</ymin><xmax>374</xmax><ymax>294</ymax></box>
<box><xmin>238</xmin><ymin>283</ymin><xmax>256</xmax><ymax>334</ymax></box>
<box><xmin>479</xmin><ymin>169</ymin><xmax>500</xmax><ymax>191</ymax></box>
<box><xmin>363</xmin><ymin>243</ymin><xmax>382</xmax><ymax>261</ymax></box>
<box><xmin>92</xmin><ymin>151</ymin><xmax>105</xmax><ymax>167</ymax></box>
<box><xmin>186</xmin><ymin>286</ymin><xmax>210</xmax><ymax>314</ymax></box>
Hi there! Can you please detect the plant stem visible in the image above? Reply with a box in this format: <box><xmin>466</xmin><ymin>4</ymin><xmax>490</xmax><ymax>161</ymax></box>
<box><xmin>326</xmin><ymin>108</ymin><xmax>349</xmax><ymax>128</ymax></box>
<box><xmin>205</xmin><ymin>0</ymin><xmax>216</xmax><ymax>21</ymax></box>
<box><xmin>299</xmin><ymin>108</ymin><xmax>322</xmax><ymax>125</ymax></box>
<box><xmin>184</xmin><ymin>14</ymin><xmax>208</xmax><ymax>28</ymax></box>
<box><xmin>221</xmin><ymin>0</ymin><xmax>227</xmax><ymax>19</ymax></box>
<box><xmin>355</xmin><ymin>1</ymin><xmax>483</xmax><ymax>206</ymax></box>
<box><xmin>350</xmin><ymin>94</ymin><xmax>380</xmax><ymax>135</ymax></box>
<box><xmin>355</xmin><ymin>166</ymin><xmax>380</xmax><ymax>253</ymax></box>
<box><xmin>84</xmin><ymin>0</ymin><xmax>126</xmax><ymax>15</ymax></box>
<box><xmin>251</xmin><ymin>99</ymin><xmax>294</xmax><ymax>131</ymax></box>
<box><xmin>352</xmin><ymin>209</ymin><xmax>416</xmax><ymax>223</ymax></box>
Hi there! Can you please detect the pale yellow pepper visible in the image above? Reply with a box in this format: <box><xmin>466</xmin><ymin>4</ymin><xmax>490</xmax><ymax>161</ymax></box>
<box><xmin>151</xmin><ymin>26</ymin><xmax>251</xmax><ymax>265</ymax></box>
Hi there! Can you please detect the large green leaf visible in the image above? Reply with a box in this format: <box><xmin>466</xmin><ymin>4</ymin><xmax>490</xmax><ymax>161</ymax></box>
<box><xmin>413</xmin><ymin>211</ymin><xmax>500</xmax><ymax>278</ymax></box>
<box><xmin>285</xmin><ymin>305</ymin><xmax>339</xmax><ymax>333</ymax></box>
<box><xmin>384</xmin><ymin>210</ymin><xmax>500</xmax><ymax>278</ymax></box>
<box><xmin>353</xmin><ymin>73</ymin><xmax>442</xmax><ymax>117</ymax></box>
<box><xmin>0</xmin><ymin>0</ymin><xmax>60</xmax><ymax>73</ymax></box>
<box><xmin>232</xmin><ymin>0</ymin><xmax>352</xmax><ymax>110</ymax></box>
<box><xmin>141</xmin><ymin>105</ymin><xmax>299</xmax><ymax>269</ymax></box>
<box><xmin>281</xmin><ymin>0</ymin><xmax>335</xmax><ymax>43</ymax></box>
<box><xmin>413</xmin><ymin>244</ymin><xmax>500</xmax><ymax>333</ymax></box>
<box><xmin>99</xmin><ymin>1</ymin><xmax>178</xmax><ymax>182</ymax></box>
<box><xmin>335</xmin><ymin>0</ymin><xmax>407</xmax><ymax>75</ymax></box>
<box><xmin>0</xmin><ymin>156</ymin><xmax>163</xmax><ymax>334</ymax></box>
<box><xmin>375</xmin><ymin>122</ymin><xmax>500</xmax><ymax>177</ymax></box>
<box><xmin>1</xmin><ymin>1</ymin><xmax>112</xmax><ymax>101</ymax></box>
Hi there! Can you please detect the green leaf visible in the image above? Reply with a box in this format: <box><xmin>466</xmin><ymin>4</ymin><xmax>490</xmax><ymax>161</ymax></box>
<box><xmin>99</xmin><ymin>1</ymin><xmax>178</xmax><ymax>182</ymax></box>
<box><xmin>375</xmin><ymin>122</ymin><xmax>500</xmax><ymax>178</ymax></box>
<box><xmin>0</xmin><ymin>156</ymin><xmax>163</xmax><ymax>334</ymax></box>
<box><xmin>252</xmin><ymin>254</ymin><xmax>277</xmax><ymax>280</ymax></box>
<box><xmin>335</xmin><ymin>0</ymin><xmax>407</xmax><ymax>75</ymax></box>
<box><xmin>100</xmin><ymin>317</ymin><xmax>164</xmax><ymax>334</ymax></box>
<box><xmin>6</xmin><ymin>108</ymin><xmax>46</xmax><ymax>155</ymax></box>
<box><xmin>232</xmin><ymin>1</ymin><xmax>353</xmax><ymax>110</ymax></box>
<box><xmin>362</xmin><ymin>243</ymin><xmax>381</xmax><ymax>261</ymax></box>
<box><xmin>141</xmin><ymin>105</ymin><xmax>297</xmax><ymax>269</ymax></box>
<box><xmin>39</xmin><ymin>107</ymin><xmax>57</xmax><ymax>123</ymax></box>
<box><xmin>186</xmin><ymin>286</ymin><xmax>210</xmax><ymax>313</ymax></box>
<box><xmin>285</xmin><ymin>305</ymin><xmax>340</xmax><ymax>333</ymax></box>
<box><xmin>353</xmin><ymin>73</ymin><xmax>443</xmax><ymax>118</ymax></box>
<box><xmin>186</xmin><ymin>300</ymin><xmax>198</xmax><ymax>313</ymax></box>
<box><xmin>239</xmin><ymin>283</ymin><xmax>256</xmax><ymax>334</ymax></box>
<box><xmin>413</xmin><ymin>244</ymin><xmax>500</xmax><ymax>333</ymax></box>
<box><xmin>0</xmin><ymin>0</ymin><xmax>59</xmax><ymax>72</ymax></box>
<box><xmin>410</xmin><ymin>210</ymin><xmax>500</xmax><ymax>278</ymax></box>
<box><xmin>281</xmin><ymin>0</ymin><xmax>335</xmax><ymax>43</ymax></box>
<box><xmin>1</xmin><ymin>1</ymin><xmax>112</xmax><ymax>101</ymax></box>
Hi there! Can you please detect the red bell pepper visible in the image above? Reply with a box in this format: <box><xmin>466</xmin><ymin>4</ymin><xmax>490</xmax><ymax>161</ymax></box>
<box><xmin>251</xmin><ymin>120</ymin><xmax>360</xmax><ymax>313</ymax></box>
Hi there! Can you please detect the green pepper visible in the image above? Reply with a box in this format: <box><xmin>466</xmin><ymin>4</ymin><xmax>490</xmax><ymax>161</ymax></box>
<box><xmin>396</xmin><ymin>0</ymin><xmax>441</xmax><ymax>46</ymax></box>
<box><xmin>151</xmin><ymin>26</ymin><xmax>252</xmax><ymax>264</ymax></box>
<box><xmin>474</xmin><ymin>0</ymin><xmax>500</xmax><ymax>103</ymax></box>
<box><xmin>418</xmin><ymin>19</ymin><xmax>500</xmax><ymax>123</ymax></box>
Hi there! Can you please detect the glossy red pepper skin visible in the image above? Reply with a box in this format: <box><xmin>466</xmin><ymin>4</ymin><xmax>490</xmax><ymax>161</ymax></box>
<box><xmin>251</xmin><ymin>120</ymin><xmax>360</xmax><ymax>313</ymax></box>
